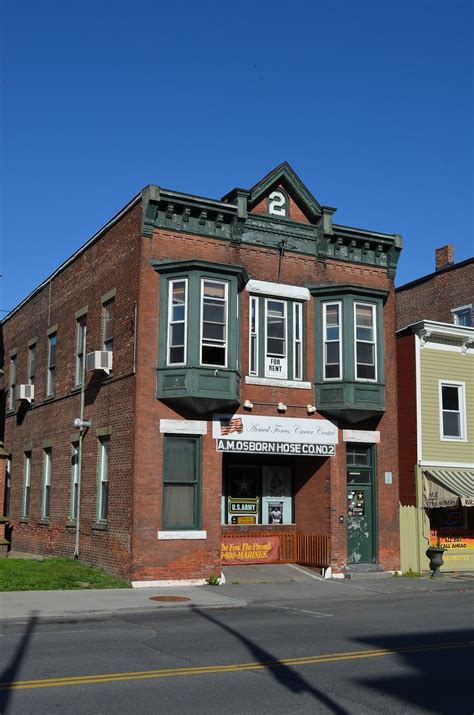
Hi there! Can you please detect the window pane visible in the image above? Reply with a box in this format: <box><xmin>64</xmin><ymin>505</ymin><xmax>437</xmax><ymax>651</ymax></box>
<box><xmin>100</xmin><ymin>482</ymin><xmax>109</xmax><ymax>521</ymax></box>
<box><xmin>203</xmin><ymin>281</ymin><xmax>225</xmax><ymax>299</ymax></box>
<box><xmin>163</xmin><ymin>485</ymin><xmax>195</xmax><ymax>527</ymax></box>
<box><xmin>171</xmin><ymin>323</ymin><xmax>185</xmax><ymax>346</ymax></box>
<box><xmin>268</xmin><ymin>301</ymin><xmax>284</xmax><ymax>316</ymax></box>
<box><xmin>357</xmin><ymin>363</ymin><xmax>376</xmax><ymax>379</ymax></box>
<box><xmin>202</xmin><ymin>322</ymin><xmax>225</xmax><ymax>341</ymax></box>
<box><xmin>203</xmin><ymin>302</ymin><xmax>225</xmax><ymax>324</ymax></box>
<box><xmin>326</xmin><ymin>304</ymin><xmax>339</xmax><ymax>326</ymax></box>
<box><xmin>442</xmin><ymin>386</ymin><xmax>459</xmax><ymax>411</ymax></box>
<box><xmin>267</xmin><ymin>316</ymin><xmax>285</xmax><ymax>339</ymax></box>
<box><xmin>169</xmin><ymin>346</ymin><xmax>184</xmax><ymax>363</ymax></box>
<box><xmin>326</xmin><ymin>342</ymin><xmax>339</xmax><ymax>364</ymax></box>
<box><xmin>443</xmin><ymin>412</ymin><xmax>460</xmax><ymax>437</ymax></box>
<box><xmin>201</xmin><ymin>345</ymin><xmax>226</xmax><ymax>365</ymax></box>
<box><xmin>325</xmin><ymin>364</ymin><xmax>340</xmax><ymax>379</ymax></box>
<box><xmin>267</xmin><ymin>338</ymin><xmax>285</xmax><ymax>356</ymax></box>
<box><xmin>165</xmin><ymin>437</ymin><xmax>197</xmax><ymax>483</ymax></box>
<box><xmin>49</xmin><ymin>335</ymin><xmax>57</xmax><ymax>364</ymax></box>
<box><xmin>326</xmin><ymin>326</ymin><xmax>339</xmax><ymax>341</ymax></box>
<box><xmin>357</xmin><ymin>342</ymin><xmax>374</xmax><ymax>365</ymax></box>
<box><xmin>356</xmin><ymin>305</ymin><xmax>373</xmax><ymax>327</ymax></box>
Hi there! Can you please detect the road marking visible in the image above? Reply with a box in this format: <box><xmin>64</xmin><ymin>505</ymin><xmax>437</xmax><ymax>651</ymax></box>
<box><xmin>277</xmin><ymin>606</ymin><xmax>333</xmax><ymax>618</ymax></box>
<box><xmin>1</xmin><ymin>640</ymin><xmax>472</xmax><ymax>691</ymax></box>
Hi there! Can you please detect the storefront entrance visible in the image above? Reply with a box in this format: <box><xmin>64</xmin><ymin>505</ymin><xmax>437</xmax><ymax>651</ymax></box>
<box><xmin>347</xmin><ymin>444</ymin><xmax>376</xmax><ymax>564</ymax></box>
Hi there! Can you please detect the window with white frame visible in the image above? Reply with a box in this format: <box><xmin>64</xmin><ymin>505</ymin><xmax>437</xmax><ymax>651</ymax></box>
<box><xmin>440</xmin><ymin>382</ymin><xmax>466</xmax><ymax>440</ymax></box>
<box><xmin>163</xmin><ymin>435</ymin><xmax>200</xmax><ymax>529</ymax></box>
<box><xmin>167</xmin><ymin>279</ymin><xmax>187</xmax><ymax>365</ymax></box>
<box><xmin>22</xmin><ymin>452</ymin><xmax>31</xmax><ymax>518</ymax></box>
<box><xmin>200</xmin><ymin>279</ymin><xmax>228</xmax><ymax>367</ymax></box>
<box><xmin>97</xmin><ymin>437</ymin><xmax>110</xmax><ymax>522</ymax></box>
<box><xmin>102</xmin><ymin>299</ymin><xmax>115</xmax><ymax>352</ymax></box>
<box><xmin>42</xmin><ymin>448</ymin><xmax>52</xmax><ymax>519</ymax></box>
<box><xmin>47</xmin><ymin>333</ymin><xmax>57</xmax><ymax>395</ymax></box>
<box><xmin>3</xmin><ymin>455</ymin><xmax>11</xmax><ymax>517</ymax></box>
<box><xmin>323</xmin><ymin>302</ymin><xmax>342</xmax><ymax>380</ymax></box>
<box><xmin>355</xmin><ymin>303</ymin><xmax>376</xmax><ymax>380</ymax></box>
<box><xmin>28</xmin><ymin>344</ymin><xmax>36</xmax><ymax>387</ymax></box>
<box><xmin>452</xmin><ymin>305</ymin><xmax>472</xmax><ymax>327</ymax></box>
<box><xmin>70</xmin><ymin>443</ymin><xmax>79</xmax><ymax>520</ymax></box>
<box><xmin>75</xmin><ymin>316</ymin><xmax>87</xmax><ymax>386</ymax></box>
<box><xmin>8</xmin><ymin>355</ymin><xmax>16</xmax><ymax>411</ymax></box>
<box><xmin>249</xmin><ymin>296</ymin><xmax>304</xmax><ymax>381</ymax></box>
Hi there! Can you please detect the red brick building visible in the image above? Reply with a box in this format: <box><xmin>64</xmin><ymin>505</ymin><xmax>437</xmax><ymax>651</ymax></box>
<box><xmin>1</xmin><ymin>163</ymin><xmax>403</xmax><ymax>584</ymax></box>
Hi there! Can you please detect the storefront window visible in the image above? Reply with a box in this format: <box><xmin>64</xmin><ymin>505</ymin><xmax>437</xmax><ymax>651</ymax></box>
<box><xmin>222</xmin><ymin>462</ymin><xmax>293</xmax><ymax>525</ymax></box>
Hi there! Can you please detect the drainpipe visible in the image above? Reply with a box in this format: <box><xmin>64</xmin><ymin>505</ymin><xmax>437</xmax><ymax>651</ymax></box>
<box><xmin>74</xmin><ymin>329</ymin><xmax>90</xmax><ymax>560</ymax></box>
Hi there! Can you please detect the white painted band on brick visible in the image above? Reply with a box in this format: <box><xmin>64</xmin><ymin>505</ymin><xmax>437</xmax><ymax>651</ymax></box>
<box><xmin>343</xmin><ymin>429</ymin><xmax>380</xmax><ymax>443</ymax></box>
<box><xmin>159</xmin><ymin>420</ymin><xmax>208</xmax><ymax>435</ymax></box>
<box><xmin>245</xmin><ymin>376</ymin><xmax>312</xmax><ymax>389</ymax></box>
<box><xmin>158</xmin><ymin>530</ymin><xmax>207</xmax><ymax>540</ymax></box>
<box><xmin>246</xmin><ymin>279</ymin><xmax>310</xmax><ymax>301</ymax></box>
<box><xmin>131</xmin><ymin>578</ymin><xmax>207</xmax><ymax>588</ymax></box>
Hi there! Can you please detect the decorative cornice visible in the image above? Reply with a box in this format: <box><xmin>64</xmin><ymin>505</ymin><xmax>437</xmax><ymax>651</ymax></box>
<box><xmin>151</xmin><ymin>258</ymin><xmax>249</xmax><ymax>288</ymax></box>
<box><xmin>308</xmin><ymin>284</ymin><xmax>389</xmax><ymax>303</ymax></box>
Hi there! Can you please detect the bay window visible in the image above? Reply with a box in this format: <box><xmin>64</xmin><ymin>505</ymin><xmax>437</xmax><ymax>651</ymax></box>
<box><xmin>168</xmin><ymin>279</ymin><xmax>187</xmax><ymax>365</ymax></box>
<box><xmin>201</xmin><ymin>279</ymin><xmax>228</xmax><ymax>367</ymax></box>
<box><xmin>355</xmin><ymin>302</ymin><xmax>377</xmax><ymax>381</ymax></box>
<box><xmin>323</xmin><ymin>302</ymin><xmax>342</xmax><ymax>380</ymax></box>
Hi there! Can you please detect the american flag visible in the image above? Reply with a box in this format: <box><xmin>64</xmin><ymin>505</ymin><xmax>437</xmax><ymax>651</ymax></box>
<box><xmin>220</xmin><ymin>417</ymin><xmax>244</xmax><ymax>435</ymax></box>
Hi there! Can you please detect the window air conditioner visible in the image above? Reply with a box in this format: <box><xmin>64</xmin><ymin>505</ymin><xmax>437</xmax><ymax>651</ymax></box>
<box><xmin>15</xmin><ymin>384</ymin><xmax>35</xmax><ymax>403</ymax></box>
<box><xmin>86</xmin><ymin>351</ymin><xmax>113</xmax><ymax>375</ymax></box>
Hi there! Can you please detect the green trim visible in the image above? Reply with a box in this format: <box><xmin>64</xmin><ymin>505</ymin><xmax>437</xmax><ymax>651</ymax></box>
<box><xmin>309</xmin><ymin>284</ymin><xmax>389</xmax><ymax>303</ymax></box>
<box><xmin>151</xmin><ymin>259</ymin><xmax>248</xmax><ymax>288</ymax></box>
<box><xmin>247</xmin><ymin>161</ymin><xmax>322</xmax><ymax>218</ymax></box>
<box><xmin>101</xmin><ymin>288</ymin><xmax>116</xmax><ymax>305</ymax></box>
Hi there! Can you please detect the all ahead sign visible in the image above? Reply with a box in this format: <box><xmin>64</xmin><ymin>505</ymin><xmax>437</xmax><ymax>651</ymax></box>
<box><xmin>213</xmin><ymin>414</ymin><xmax>338</xmax><ymax>456</ymax></box>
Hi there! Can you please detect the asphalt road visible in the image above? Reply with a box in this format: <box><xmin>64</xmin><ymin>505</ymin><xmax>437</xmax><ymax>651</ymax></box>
<box><xmin>1</xmin><ymin>583</ymin><xmax>473</xmax><ymax>714</ymax></box>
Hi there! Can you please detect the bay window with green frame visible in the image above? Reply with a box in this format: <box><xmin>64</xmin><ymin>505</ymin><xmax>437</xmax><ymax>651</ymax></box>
<box><xmin>152</xmin><ymin>259</ymin><xmax>248</xmax><ymax>412</ymax></box>
<box><xmin>311</xmin><ymin>284</ymin><xmax>388</xmax><ymax>422</ymax></box>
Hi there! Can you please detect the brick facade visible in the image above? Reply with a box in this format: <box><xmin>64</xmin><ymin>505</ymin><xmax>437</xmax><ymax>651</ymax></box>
<box><xmin>1</xmin><ymin>164</ymin><xmax>402</xmax><ymax>581</ymax></box>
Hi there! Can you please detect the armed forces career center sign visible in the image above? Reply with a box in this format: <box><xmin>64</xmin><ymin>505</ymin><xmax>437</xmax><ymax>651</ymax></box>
<box><xmin>213</xmin><ymin>414</ymin><xmax>338</xmax><ymax>456</ymax></box>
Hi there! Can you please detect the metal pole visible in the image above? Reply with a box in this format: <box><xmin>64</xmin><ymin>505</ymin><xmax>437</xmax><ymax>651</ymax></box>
<box><xmin>74</xmin><ymin>327</ymin><xmax>87</xmax><ymax>559</ymax></box>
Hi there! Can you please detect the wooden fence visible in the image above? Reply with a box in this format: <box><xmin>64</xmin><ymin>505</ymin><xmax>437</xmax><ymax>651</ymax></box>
<box><xmin>222</xmin><ymin>532</ymin><xmax>330</xmax><ymax>568</ymax></box>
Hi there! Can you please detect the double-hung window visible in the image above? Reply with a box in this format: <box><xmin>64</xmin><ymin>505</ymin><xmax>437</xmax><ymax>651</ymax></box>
<box><xmin>168</xmin><ymin>279</ymin><xmax>187</xmax><ymax>365</ymax></box>
<box><xmin>42</xmin><ymin>448</ymin><xmax>52</xmax><ymax>520</ymax></box>
<box><xmin>355</xmin><ymin>303</ymin><xmax>377</xmax><ymax>381</ymax></box>
<box><xmin>247</xmin><ymin>282</ymin><xmax>308</xmax><ymax>383</ymax></box>
<box><xmin>102</xmin><ymin>299</ymin><xmax>115</xmax><ymax>352</ymax></box>
<box><xmin>201</xmin><ymin>279</ymin><xmax>228</xmax><ymax>367</ymax></box>
<box><xmin>440</xmin><ymin>381</ymin><xmax>466</xmax><ymax>441</ymax></box>
<box><xmin>452</xmin><ymin>306</ymin><xmax>472</xmax><ymax>327</ymax></box>
<box><xmin>47</xmin><ymin>332</ymin><xmax>57</xmax><ymax>396</ymax></box>
<box><xmin>323</xmin><ymin>302</ymin><xmax>342</xmax><ymax>380</ymax></box>
<box><xmin>97</xmin><ymin>437</ymin><xmax>110</xmax><ymax>522</ymax></box>
<box><xmin>3</xmin><ymin>455</ymin><xmax>11</xmax><ymax>517</ymax></box>
<box><xmin>8</xmin><ymin>355</ymin><xmax>16</xmax><ymax>411</ymax></box>
<box><xmin>22</xmin><ymin>452</ymin><xmax>31</xmax><ymax>519</ymax></box>
<box><xmin>75</xmin><ymin>316</ymin><xmax>87</xmax><ymax>386</ymax></box>
<box><xmin>163</xmin><ymin>435</ymin><xmax>200</xmax><ymax>529</ymax></box>
<box><xmin>28</xmin><ymin>344</ymin><xmax>36</xmax><ymax>388</ymax></box>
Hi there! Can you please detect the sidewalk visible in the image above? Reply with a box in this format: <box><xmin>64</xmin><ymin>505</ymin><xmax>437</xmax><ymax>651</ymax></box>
<box><xmin>1</xmin><ymin>565</ymin><xmax>472</xmax><ymax>622</ymax></box>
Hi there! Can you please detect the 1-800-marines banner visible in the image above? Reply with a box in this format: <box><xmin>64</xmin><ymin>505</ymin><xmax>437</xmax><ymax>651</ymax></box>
<box><xmin>213</xmin><ymin>414</ymin><xmax>338</xmax><ymax>456</ymax></box>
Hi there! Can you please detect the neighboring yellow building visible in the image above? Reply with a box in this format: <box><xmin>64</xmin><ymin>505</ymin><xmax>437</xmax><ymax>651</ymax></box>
<box><xmin>397</xmin><ymin>321</ymin><xmax>474</xmax><ymax>573</ymax></box>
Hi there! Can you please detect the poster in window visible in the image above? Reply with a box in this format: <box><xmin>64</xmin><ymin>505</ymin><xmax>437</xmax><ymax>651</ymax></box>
<box><xmin>268</xmin><ymin>501</ymin><xmax>284</xmax><ymax>524</ymax></box>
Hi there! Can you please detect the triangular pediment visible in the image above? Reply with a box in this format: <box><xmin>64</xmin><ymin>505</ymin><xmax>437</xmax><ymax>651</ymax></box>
<box><xmin>223</xmin><ymin>162</ymin><xmax>324</xmax><ymax>224</ymax></box>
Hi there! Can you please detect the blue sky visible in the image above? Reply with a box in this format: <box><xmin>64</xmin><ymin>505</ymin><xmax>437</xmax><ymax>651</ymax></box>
<box><xmin>2</xmin><ymin>0</ymin><xmax>473</xmax><ymax>313</ymax></box>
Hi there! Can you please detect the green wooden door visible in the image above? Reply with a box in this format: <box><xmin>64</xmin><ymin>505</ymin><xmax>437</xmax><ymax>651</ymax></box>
<box><xmin>346</xmin><ymin>446</ymin><xmax>375</xmax><ymax>564</ymax></box>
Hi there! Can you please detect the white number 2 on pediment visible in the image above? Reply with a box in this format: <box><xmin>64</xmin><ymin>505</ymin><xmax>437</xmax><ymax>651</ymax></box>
<box><xmin>268</xmin><ymin>190</ymin><xmax>287</xmax><ymax>217</ymax></box>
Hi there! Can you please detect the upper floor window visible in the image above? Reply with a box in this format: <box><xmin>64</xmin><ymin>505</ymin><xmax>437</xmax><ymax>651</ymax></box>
<box><xmin>102</xmin><ymin>299</ymin><xmax>115</xmax><ymax>352</ymax></box>
<box><xmin>201</xmin><ymin>279</ymin><xmax>228</xmax><ymax>367</ymax></box>
<box><xmin>8</xmin><ymin>355</ymin><xmax>16</xmax><ymax>411</ymax></box>
<box><xmin>248</xmin><ymin>285</ymin><xmax>307</xmax><ymax>382</ymax></box>
<box><xmin>355</xmin><ymin>303</ymin><xmax>377</xmax><ymax>381</ymax></box>
<box><xmin>439</xmin><ymin>381</ymin><xmax>466</xmax><ymax>441</ymax></box>
<box><xmin>47</xmin><ymin>333</ymin><xmax>57</xmax><ymax>396</ymax></box>
<box><xmin>452</xmin><ymin>305</ymin><xmax>472</xmax><ymax>327</ymax></box>
<box><xmin>28</xmin><ymin>344</ymin><xmax>36</xmax><ymax>387</ymax></box>
<box><xmin>323</xmin><ymin>302</ymin><xmax>342</xmax><ymax>380</ymax></box>
<box><xmin>75</xmin><ymin>316</ymin><xmax>87</xmax><ymax>386</ymax></box>
<box><xmin>168</xmin><ymin>279</ymin><xmax>187</xmax><ymax>365</ymax></box>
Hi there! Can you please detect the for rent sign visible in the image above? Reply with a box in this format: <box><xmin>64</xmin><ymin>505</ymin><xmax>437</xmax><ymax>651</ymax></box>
<box><xmin>213</xmin><ymin>414</ymin><xmax>338</xmax><ymax>455</ymax></box>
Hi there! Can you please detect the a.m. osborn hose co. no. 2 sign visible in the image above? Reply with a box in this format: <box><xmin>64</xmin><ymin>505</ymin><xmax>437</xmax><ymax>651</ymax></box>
<box><xmin>212</xmin><ymin>414</ymin><xmax>338</xmax><ymax>455</ymax></box>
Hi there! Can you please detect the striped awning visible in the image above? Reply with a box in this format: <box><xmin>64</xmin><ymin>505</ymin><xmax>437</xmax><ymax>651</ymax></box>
<box><xmin>423</xmin><ymin>469</ymin><xmax>474</xmax><ymax>508</ymax></box>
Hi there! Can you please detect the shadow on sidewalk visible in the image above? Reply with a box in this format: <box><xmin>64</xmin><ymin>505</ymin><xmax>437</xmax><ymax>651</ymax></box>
<box><xmin>191</xmin><ymin>605</ymin><xmax>348</xmax><ymax>714</ymax></box>
<box><xmin>0</xmin><ymin>611</ymin><xmax>38</xmax><ymax>713</ymax></box>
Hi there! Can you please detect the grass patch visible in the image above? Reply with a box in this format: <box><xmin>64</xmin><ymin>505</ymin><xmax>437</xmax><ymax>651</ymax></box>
<box><xmin>0</xmin><ymin>557</ymin><xmax>130</xmax><ymax>591</ymax></box>
<box><xmin>402</xmin><ymin>568</ymin><xmax>422</xmax><ymax>578</ymax></box>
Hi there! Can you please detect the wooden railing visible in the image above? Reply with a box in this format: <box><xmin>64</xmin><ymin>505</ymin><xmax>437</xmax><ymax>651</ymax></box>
<box><xmin>222</xmin><ymin>532</ymin><xmax>330</xmax><ymax>568</ymax></box>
